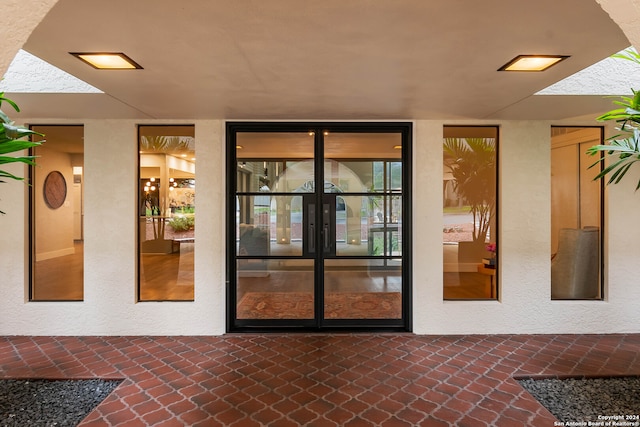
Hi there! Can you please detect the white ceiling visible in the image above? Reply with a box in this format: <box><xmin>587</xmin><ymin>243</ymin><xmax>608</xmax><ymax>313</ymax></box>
<box><xmin>6</xmin><ymin>0</ymin><xmax>631</xmax><ymax>122</ymax></box>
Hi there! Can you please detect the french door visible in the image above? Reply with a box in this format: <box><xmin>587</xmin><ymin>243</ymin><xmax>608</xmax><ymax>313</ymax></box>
<box><xmin>227</xmin><ymin>122</ymin><xmax>411</xmax><ymax>331</ymax></box>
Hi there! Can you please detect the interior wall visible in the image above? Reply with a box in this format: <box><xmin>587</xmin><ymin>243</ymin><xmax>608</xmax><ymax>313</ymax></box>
<box><xmin>34</xmin><ymin>145</ymin><xmax>75</xmax><ymax>260</ymax></box>
<box><xmin>550</xmin><ymin>128</ymin><xmax>602</xmax><ymax>252</ymax></box>
<box><xmin>551</xmin><ymin>144</ymin><xmax>579</xmax><ymax>249</ymax></box>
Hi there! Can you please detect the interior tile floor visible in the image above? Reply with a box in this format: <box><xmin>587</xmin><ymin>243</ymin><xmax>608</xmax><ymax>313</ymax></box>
<box><xmin>1</xmin><ymin>333</ymin><xmax>639</xmax><ymax>426</ymax></box>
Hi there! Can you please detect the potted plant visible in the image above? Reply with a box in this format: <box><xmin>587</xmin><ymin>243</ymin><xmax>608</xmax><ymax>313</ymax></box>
<box><xmin>443</xmin><ymin>137</ymin><xmax>496</xmax><ymax>261</ymax></box>
<box><xmin>139</xmin><ymin>135</ymin><xmax>195</xmax><ymax>253</ymax></box>
<box><xmin>140</xmin><ymin>181</ymin><xmax>174</xmax><ymax>253</ymax></box>
<box><xmin>0</xmin><ymin>92</ymin><xmax>43</xmax><ymax>214</ymax></box>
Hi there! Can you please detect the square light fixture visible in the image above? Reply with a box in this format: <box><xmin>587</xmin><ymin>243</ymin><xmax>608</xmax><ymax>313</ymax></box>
<box><xmin>498</xmin><ymin>55</ymin><xmax>569</xmax><ymax>72</ymax></box>
<box><xmin>70</xmin><ymin>52</ymin><xmax>143</xmax><ymax>70</ymax></box>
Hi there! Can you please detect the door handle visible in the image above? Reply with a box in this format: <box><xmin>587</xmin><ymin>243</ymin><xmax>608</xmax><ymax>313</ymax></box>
<box><xmin>323</xmin><ymin>225</ymin><xmax>330</xmax><ymax>251</ymax></box>
<box><xmin>309</xmin><ymin>224</ymin><xmax>315</xmax><ymax>253</ymax></box>
<box><xmin>308</xmin><ymin>203</ymin><xmax>316</xmax><ymax>253</ymax></box>
<box><xmin>323</xmin><ymin>203</ymin><xmax>331</xmax><ymax>253</ymax></box>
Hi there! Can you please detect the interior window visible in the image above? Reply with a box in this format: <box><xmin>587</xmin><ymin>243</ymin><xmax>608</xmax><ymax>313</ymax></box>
<box><xmin>138</xmin><ymin>125</ymin><xmax>195</xmax><ymax>301</ymax></box>
<box><xmin>30</xmin><ymin>125</ymin><xmax>84</xmax><ymax>301</ymax></box>
<box><xmin>550</xmin><ymin>127</ymin><xmax>603</xmax><ymax>300</ymax></box>
<box><xmin>443</xmin><ymin>126</ymin><xmax>498</xmax><ymax>300</ymax></box>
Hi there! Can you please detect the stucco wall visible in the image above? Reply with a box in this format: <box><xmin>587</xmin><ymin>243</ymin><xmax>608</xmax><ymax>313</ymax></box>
<box><xmin>412</xmin><ymin>119</ymin><xmax>640</xmax><ymax>334</ymax></box>
<box><xmin>0</xmin><ymin>0</ymin><xmax>59</xmax><ymax>76</ymax></box>
<box><xmin>1</xmin><ymin>0</ymin><xmax>640</xmax><ymax>335</ymax></box>
<box><xmin>414</xmin><ymin>121</ymin><xmax>550</xmax><ymax>334</ymax></box>
<box><xmin>2</xmin><ymin>118</ymin><xmax>640</xmax><ymax>335</ymax></box>
<box><xmin>597</xmin><ymin>0</ymin><xmax>640</xmax><ymax>50</ymax></box>
<box><xmin>0</xmin><ymin>119</ymin><xmax>226</xmax><ymax>335</ymax></box>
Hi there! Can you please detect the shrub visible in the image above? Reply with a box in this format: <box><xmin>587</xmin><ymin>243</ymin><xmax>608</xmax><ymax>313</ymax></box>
<box><xmin>168</xmin><ymin>216</ymin><xmax>194</xmax><ymax>232</ymax></box>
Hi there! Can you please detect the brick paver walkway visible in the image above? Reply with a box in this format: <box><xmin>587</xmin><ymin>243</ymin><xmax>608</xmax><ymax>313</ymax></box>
<box><xmin>1</xmin><ymin>334</ymin><xmax>639</xmax><ymax>426</ymax></box>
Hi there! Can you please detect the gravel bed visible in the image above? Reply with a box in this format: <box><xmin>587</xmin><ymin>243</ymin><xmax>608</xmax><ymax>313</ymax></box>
<box><xmin>0</xmin><ymin>379</ymin><xmax>121</xmax><ymax>427</ymax></box>
<box><xmin>518</xmin><ymin>376</ymin><xmax>640</xmax><ymax>424</ymax></box>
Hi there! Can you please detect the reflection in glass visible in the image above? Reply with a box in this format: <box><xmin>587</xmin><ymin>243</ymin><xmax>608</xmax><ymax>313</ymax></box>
<box><xmin>31</xmin><ymin>125</ymin><xmax>84</xmax><ymax>301</ymax></box>
<box><xmin>139</xmin><ymin>125</ymin><xmax>195</xmax><ymax>301</ymax></box>
<box><xmin>236</xmin><ymin>132</ymin><xmax>315</xmax><ymax>192</ymax></box>
<box><xmin>324</xmin><ymin>132</ymin><xmax>402</xmax><ymax>161</ymax></box>
<box><xmin>236</xmin><ymin>132</ymin><xmax>314</xmax><ymax>259</ymax></box>
<box><xmin>334</xmin><ymin>195</ymin><xmax>402</xmax><ymax>256</ymax></box>
<box><xmin>443</xmin><ymin>126</ymin><xmax>498</xmax><ymax>300</ymax></box>
<box><xmin>550</xmin><ymin>127</ymin><xmax>602</xmax><ymax>300</ymax></box>
<box><xmin>236</xmin><ymin>259</ymin><xmax>314</xmax><ymax>319</ymax></box>
<box><xmin>324</xmin><ymin>259</ymin><xmax>401</xmax><ymax>319</ymax></box>
<box><xmin>235</xmin><ymin>195</ymin><xmax>303</xmax><ymax>257</ymax></box>
<box><xmin>231</xmin><ymin>127</ymin><xmax>407</xmax><ymax>326</ymax></box>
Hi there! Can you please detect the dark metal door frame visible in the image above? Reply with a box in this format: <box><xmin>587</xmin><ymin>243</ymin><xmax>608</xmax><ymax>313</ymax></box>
<box><xmin>226</xmin><ymin>122</ymin><xmax>412</xmax><ymax>332</ymax></box>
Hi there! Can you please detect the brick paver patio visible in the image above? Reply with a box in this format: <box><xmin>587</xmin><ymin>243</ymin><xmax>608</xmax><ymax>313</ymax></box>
<box><xmin>1</xmin><ymin>334</ymin><xmax>639</xmax><ymax>426</ymax></box>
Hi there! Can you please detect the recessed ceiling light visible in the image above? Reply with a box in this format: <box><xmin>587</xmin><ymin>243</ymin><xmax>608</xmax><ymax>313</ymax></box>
<box><xmin>393</xmin><ymin>145</ymin><xmax>402</xmax><ymax>149</ymax></box>
<box><xmin>498</xmin><ymin>55</ymin><xmax>569</xmax><ymax>72</ymax></box>
<box><xmin>70</xmin><ymin>52</ymin><xmax>143</xmax><ymax>70</ymax></box>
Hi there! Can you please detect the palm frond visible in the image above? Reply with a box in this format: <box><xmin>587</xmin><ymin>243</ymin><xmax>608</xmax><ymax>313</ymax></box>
<box><xmin>0</xmin><ymin>92</ymin><xmax>46</xmax><ymax>214</ymax></box>
<box><xmin>587</xmin><ymin>130</ymin><xmax>640</xmax><ymax>189</ymax></box>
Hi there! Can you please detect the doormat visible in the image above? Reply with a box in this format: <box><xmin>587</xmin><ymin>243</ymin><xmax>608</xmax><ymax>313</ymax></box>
<box><xmin>517</xmin><ymin>376</ymin><xmax>640</xmax><ymax>425</ymax></box>
<box><xmin>237</xmin><ymin>292</ymin><xmax>402</xmax><ymax>319</ymax></box>
<box><xmin>0</xmin><ymin>378</ymin><xmax>122</xmax><ymax>426</ymax></box>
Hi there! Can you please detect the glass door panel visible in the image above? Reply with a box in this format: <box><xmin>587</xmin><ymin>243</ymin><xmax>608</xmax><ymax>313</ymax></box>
<box><xmin>236</xmin><ymin>195</ymin><xmax>304</xmax><ymax>257</ymax></box>
<box><xmin>236</xmin><ymin>259</ymin><xmax>314</xmax><ymax>320</ymax></box>
<box><xmin>322</xmin><ymin>132</ymin><xmax>404</xmax><ymax>323</ymax></box>
<box><xmin>235</xmin><ymin>131</ymin><xmax>315</xmax><ymax>322</ymax></box>
<box><xmin>229</xmin><ymin>123</ymin><xmax>410</xmax><ymax>330</ymax></box>
<box><xmin>324</xmin><ymin>259</ymin><xmax>402</xmax><ymax>319</ymax></box>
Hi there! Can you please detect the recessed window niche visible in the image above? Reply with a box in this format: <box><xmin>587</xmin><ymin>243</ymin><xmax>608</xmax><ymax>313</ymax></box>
<box><xmin>30</xmin><ymin>125</ymin><xmax>84</xmax><ymax>301</ymax></box>
<box><xmin>442</xmin><ymin>126</ymin><xmax>498</xmax><ymax>300</ymax></box>
<box><xmin>550</xmin><ymin>126</ymin><xmax>604</xmax><ymax>300</ymax></box>
<box><xmin>138</xmin><ymin>125</ymin><xmax>195</xmax><ymax>301</ymax></box>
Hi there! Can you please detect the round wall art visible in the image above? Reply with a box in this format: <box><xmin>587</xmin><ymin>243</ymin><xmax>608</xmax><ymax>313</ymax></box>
<box><xmin>43</xmin><ymin>171</ymin><xmax>67</xmax><ymax>209</ymax></box>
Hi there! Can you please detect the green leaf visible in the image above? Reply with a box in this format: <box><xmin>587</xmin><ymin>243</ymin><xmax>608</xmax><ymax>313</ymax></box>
<box><xmin>0</xmin><ymin>93</ymin><xmax>20</xmax><ymax>112</ymax></box>
<box><xmin>2</xmin><ymin>123</ymin><xmax>43</xmax><ymax>140</ymax></box>
<box><xmin>0</xmin><ymin>140</ymin><xmax>42</xmax><ymax>155</ymax></box>
<box><xmin>0</xmin><ymin>170</ymin><xmax>26</xmax><ymax>181</ymax></box>
<box><xmin>0</xmin><ymin>94</ymin><xmax>45</xmax><ymax>214</ymax></box>
<box><xmin>0</xmin><ymin>155</ymin><xmax>38</xmax><ymax>166</ymax></box>
<box><xmin>0</xmin><ymin>109</ymin><xmax>12</xmax><ymax>124</ymax></box>
<box><xmin>609</xmin><ymin>160</ymin><xmax>631</xmax><ymax>184</ymax></box>
<box><xmin>612</xmin><ymin>48</ymin><xmax>640</xmax><ymax>65</ymax></box>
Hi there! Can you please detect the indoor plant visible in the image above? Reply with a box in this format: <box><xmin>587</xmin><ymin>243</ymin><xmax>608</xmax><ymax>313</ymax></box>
<box><xmin>443</xmin><ymin>137</ymin><xmax>496</xmax><ymax>244</ymax></box>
